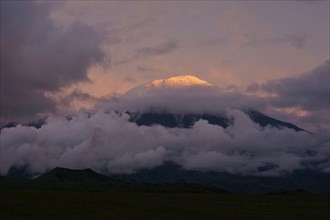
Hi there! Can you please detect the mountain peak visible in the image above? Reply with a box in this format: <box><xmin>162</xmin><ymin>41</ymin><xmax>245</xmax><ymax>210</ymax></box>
<box><xmin>147</xmin><ymin>75</ymin><xmax>213</xmax><ymax>88</ymax></box>
<box><xmin>125</xmin><ymin>75</ymin><xmax>213</xmax><ymax>97</ymax></box>
<box><xmin>145</xmin><ymin>75</ymin><xmax>212</xmax><ymax>87</ymax></box>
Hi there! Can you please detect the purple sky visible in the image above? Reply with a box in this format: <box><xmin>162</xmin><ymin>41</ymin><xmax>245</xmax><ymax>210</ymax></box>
<box><xmin>1</xmin><ymin>1</ymin><xmax>329</xmax><ymax>131</ymax></box>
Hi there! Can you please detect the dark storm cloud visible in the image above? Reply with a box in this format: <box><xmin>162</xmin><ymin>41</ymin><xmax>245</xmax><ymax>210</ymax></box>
<box><xmin>247</xmin><ymin>60</ymin><xmax>330</xmax><ymax>111</ymax></box>
<box><xmin>242</xmin><ymin>32</ymin><xmax>308</xmax><ymax>49</ymax></box>
<box><xmin>0</xmin><ymin>1</ymin><xmax>104</xmax><ymax>121</ymax></box>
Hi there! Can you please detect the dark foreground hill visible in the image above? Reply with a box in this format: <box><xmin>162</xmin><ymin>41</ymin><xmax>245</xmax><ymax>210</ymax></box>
<box><xmin>112</xmin><ymin>162</ymin><xmax>330</xmax><ymax>194</ymax></box>
<box><xmin>6</xmin><ymin>163</ymin><xmax>330</xmax><ymax>194</ymax></box>
<box><xmin>1</xmin><ymin>175</ymin><xmax>329</xmax><ymax>220</ymax></box>
<box><xmin>1</xmin><ymin>167</ymin><xmax>227</xmax><ymax>193</ymax></box>
<box><xmin>35</xmin><ymin>167</ymin><xmax>112</xmax><ymax>182</ymax></box>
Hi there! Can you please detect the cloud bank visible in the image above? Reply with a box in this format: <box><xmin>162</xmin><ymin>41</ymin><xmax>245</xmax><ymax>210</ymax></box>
<box><xmin>1</xmin><ymin>110</ymin><xmax>328</xmax><ymax>177</ymax></box>
<box><xmin>106</xmin><ymin>86</ymin><xmax>261</xmax><ymax>114</ymax></box>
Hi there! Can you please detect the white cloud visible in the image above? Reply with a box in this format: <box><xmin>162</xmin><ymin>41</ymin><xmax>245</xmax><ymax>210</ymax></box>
<box><xmin>1</xmin><ymin>109</ymin><xmax>328</xmax><ymax>177</ymax></box>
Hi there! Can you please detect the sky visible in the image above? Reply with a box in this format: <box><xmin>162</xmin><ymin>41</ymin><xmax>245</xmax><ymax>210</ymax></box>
<box><xmin>0</xmin><ymin>1</ymin><xmax>329</xmax><ymax>176</ymax></box>
<box><xmin>1</xmin><ymin>1</ymin><xmax>329</xmax><ymax>124</ymax></box>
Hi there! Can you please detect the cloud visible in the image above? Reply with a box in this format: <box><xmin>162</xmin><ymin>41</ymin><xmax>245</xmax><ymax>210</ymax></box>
<box><xmin>105</xmin><ymin>86</ymin><xmax>264</xmax><ymax>114</ymax></box>
<box><xmin>55</xmin><ymin>90</ymin><xmax>98</xmax><ymax>110</ymax></box>
<box><xmin>122</xmin><ymin>76</ymin><xmax>137</xmax><ymax>83</ymax></box>
<box><xmin>248</xmin><ymin>60</ymin><xmax>329</xmax><ymax>111</ymax></box>
<box><xmin>1</xmin><ymin>110</ymin><xmax>328</xmax><ymax>177</ymax></box>
<box><xmin>247</xmin><ymin>60</ymin><xmax>330</xmax><ymax>130</ymax></box>
<box><xmin>136</xmin><ymin>41</ymin><xmax>178</xmax><ymax>57</ymax></box>
<box><xmin>196</xmin><ymin>37</ymin><xmax>228</xmax><ymax>47</ymax></box>
<box><xmin>1</xmin><ymin>62</ymin><xmax>329</xmax><ymax>177</ymax></box>
<box><xmin>115</xmin><ymin>41</ymin><xmax>179</xmax><ymax>66</ymax></box>
<box><xmin>242</xmin><ymin>32</ymin><xmax>308</xmax><ymax>49</ymax></box>
<box><xmin>137</xmin><ymin>66</ymin><xmax>157</xmax><ymax>73</ymax></box>
<box><xmin>0</xmin><ymin>1</ymin><xmax>104</xmax><ymax>122</ymax></box>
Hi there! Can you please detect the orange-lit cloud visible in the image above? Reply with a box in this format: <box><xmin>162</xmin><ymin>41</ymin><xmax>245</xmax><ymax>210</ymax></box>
<box><xmin>269</xmin><ymin>107</ymin><xmax>310</xmax><ymax>117</ymax></box>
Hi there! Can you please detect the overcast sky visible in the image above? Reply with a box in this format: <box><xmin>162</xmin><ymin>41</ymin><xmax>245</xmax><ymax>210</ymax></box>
<box><xmin>1</xmin><ymin>1</ymin><xmax>329</xmax><ymax>131</ymax></box>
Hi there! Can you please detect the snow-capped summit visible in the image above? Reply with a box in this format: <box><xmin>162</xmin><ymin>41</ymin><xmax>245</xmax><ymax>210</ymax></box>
<box><xmin>125</xmin><ymin>75</ymin><xmax>213</xmax><ymax>97</ymax></box>
<box><xmin>146</xmin><ymin>75</ymin><xmax>213</xmax><ymax>88</ymax></box>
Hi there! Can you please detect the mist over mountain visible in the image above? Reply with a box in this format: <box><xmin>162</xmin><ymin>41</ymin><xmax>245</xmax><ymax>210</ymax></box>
<box><xmin>109</xmin><ymin>75</ymin><xmax>305</xmax><ymax>132</ymax></box>
<box><xmin>1</xmin><ymin>75</ymin><xmax>329</xmax><ymax>185</ymax></box>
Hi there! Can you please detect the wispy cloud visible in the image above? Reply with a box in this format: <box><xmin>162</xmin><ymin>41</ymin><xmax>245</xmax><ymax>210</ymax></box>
<box><xmin>136</xmin><ymin>41</ymin><xmax>178</xmax><ymax>57</ymax></box>
<box><xmin>196</xmin><ymin>37</ymin><xmax>228</xmax><ymax>47</ymax></box>
<box><xmin>242</xmin><ymin>32</ymin><xmax>308</xmax><ymax>49</ymax></box>
<box><xmin>116</xmin><ymin>41</ymin><xmax>179</xmax><ymax>65</ymax></box>
<box><xmin>137</xmin><ymin>66</ymin><xmax>157</xmax><ymax>72</ymax></box>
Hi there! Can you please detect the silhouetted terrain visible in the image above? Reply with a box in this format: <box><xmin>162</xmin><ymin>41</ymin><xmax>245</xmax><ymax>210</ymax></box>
<box><xmin>113</xmin><ymin>162</ymin><xmax>330</xmax><ymax>194</ymax></box>
<box><xmin>1</xmin><ymin>168</ymin><xmax>329</xmax><ymax>220</ymax></box>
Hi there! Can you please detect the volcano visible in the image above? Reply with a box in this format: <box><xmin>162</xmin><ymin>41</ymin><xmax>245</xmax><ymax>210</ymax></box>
<box><xmin>122</xmin><ymin>75</ymin><xmax>304</xmax><ymax>131</ymax></box>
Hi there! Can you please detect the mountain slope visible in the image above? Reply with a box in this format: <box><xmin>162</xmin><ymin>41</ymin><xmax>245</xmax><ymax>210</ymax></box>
<box><xmin>129</xmin><ymin>112</ymin><xmax>231</xmax><ymax>128</ymax></box>
<box><xmin>128</xmin><ymin>110</ymin><xmax>304</xmax><ymax>131</ymax></box>
<box><xmin>244</xmin><ymin>110</ymin><xmax>304</xmax><ymax>131</ymax></box>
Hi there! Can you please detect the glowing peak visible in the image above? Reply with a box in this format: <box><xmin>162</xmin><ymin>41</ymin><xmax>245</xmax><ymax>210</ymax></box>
<box><xmin>124</xmin><ymin>75</ymin><xmax>213</xmax><ymax>97</ymax></box>
<box><xmin>147</xmin><ymin>75</ymin><xmax>213</xmax><ymax>88</ymax></box>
